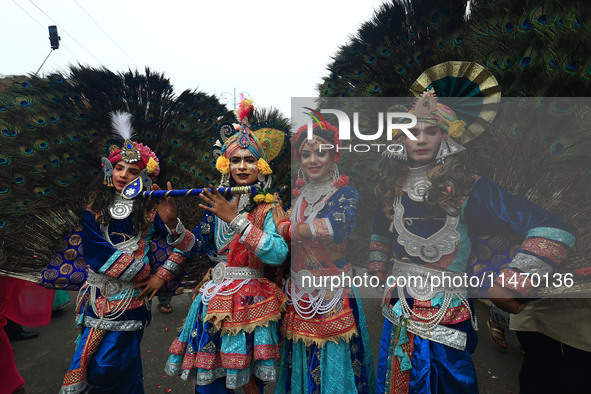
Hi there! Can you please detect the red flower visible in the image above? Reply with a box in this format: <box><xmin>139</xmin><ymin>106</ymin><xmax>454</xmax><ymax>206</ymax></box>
<box><xmin>295</xmin><ymin>178</ymin><xmax>305</xmax><ymax>187</ymax></box>
<box><xmin>333</xmin><ymin>175</ymin><xmax>349</xmax><ymax>188</ymax></box>
<box><xmin>292</xmin><ymin>188</ymin><xmax>301</xmax><ymax>197</ymax></box>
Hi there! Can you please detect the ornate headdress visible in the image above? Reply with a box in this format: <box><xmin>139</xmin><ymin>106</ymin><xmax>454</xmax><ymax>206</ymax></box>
<box><xmin>102</xmin><ymin>111</ymin><xmax>160</xmax><ymax>189</ymax></box>
<box><xmin>386</xmin><ymin>61</ymin><xmax>501</xmax><ymax>162</ymax></box>
<box><xmin>292</xmin><ymin>121</ymin><xmax>349</xmax><ymax>196</ymax></box>
<box><xmin>293</xmin><ymin>121</ymin><xmax>341</xmax><ymax>162</ymax></box>
<box><xmin>212</xmin><ymin>96</ymin><xmax>286</xmax><ymax>191</ymax></box>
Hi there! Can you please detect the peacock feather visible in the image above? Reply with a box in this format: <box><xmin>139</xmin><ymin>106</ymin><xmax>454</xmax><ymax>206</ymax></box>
<box><xmin>318</xmin><ymin>0</ymin><xmax>591</xmax><ymax>283</ymax></box>
<box><xmin>0</xmin><ymin>66</ymin><xmax>233</xmax><ymax>276</ymax></box>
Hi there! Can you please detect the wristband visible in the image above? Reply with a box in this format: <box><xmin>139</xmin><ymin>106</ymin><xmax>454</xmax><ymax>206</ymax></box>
<box><xmin>229</xmin><ymin>215</ymin><xmax>250</xmax><ymax>235</ymax></box>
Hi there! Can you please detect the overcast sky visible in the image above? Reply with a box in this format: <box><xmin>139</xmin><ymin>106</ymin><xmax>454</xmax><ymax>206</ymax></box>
<box><xmin>3</xmin><ymin>0</ymin><xmax>387</xmax><ymax>118</ymax></box>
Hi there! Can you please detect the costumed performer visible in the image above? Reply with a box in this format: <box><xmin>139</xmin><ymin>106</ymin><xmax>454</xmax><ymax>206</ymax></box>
<box><xmin>271</xmin><ymin>122</ymin><xmax>375</xmax><ymax>393</ymax></box>
<box><xmin>367</xmin><ymin>62</ymin><xmax>576</xmax><ymax>393</ymax></box>
<box><xmin>165</xmin><ymin>97</ymin><xmax>289</xmax><ymax>393</ymax></box>
<box><xmin>60</xmin><ymin>112</ymin><xmax>194</xmax><ymax>393</ymax></box>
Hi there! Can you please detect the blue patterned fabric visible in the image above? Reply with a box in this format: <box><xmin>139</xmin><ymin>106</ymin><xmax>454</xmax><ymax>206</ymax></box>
<box><xmin>166</xmin><ymin>292</ymin><xmax>281</xmax><ymax>392</ymax></box>
<box><xmin>377</xmin><ymin>301</ymin><xmax>478</xmax><ymax>394</ymax></box>
<box><xmin>166</xmin><ymin>204</ymin><xmax>287</xmax><ymax>392</ymax></box>
<box><xmin>276</xmin><ymin>288</ymin><xmax>375</xmax><ymax>394</ymax></box>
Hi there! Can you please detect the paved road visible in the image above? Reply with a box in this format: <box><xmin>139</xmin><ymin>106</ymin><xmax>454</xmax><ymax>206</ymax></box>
<box><xmin>11</xmin><ymin>292</ymin><xmax>522</xmax><ymax>393</ymax></box>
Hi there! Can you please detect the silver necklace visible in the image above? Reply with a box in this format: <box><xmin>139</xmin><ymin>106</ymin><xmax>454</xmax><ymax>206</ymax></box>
<box><xmin>301</xmin><ymin>177</ymin><xmax>336</xmax><ymax>218</ymax></box>
<box><xmin>237</xmin><ymin>194</ymin><xmax>250</xmax><ymax>213</ymax></box>
<box><xmin>391</xmin><ymin>196</ymin><xmax>460</xmax><ymax>263</ymax></box>
<box><xmin>100</xmin><ymin>224</ymin><xmax>141</xmax><ymax>254</ymax></box>
<box><xmin>109</xmin><ymin>194</ymin><xmax>134</xmax><ymax>220</ymax></box>
<box><xmin>403</xmin><ymin>165</ymin><xmax>432</xmax><ymax>202</ymax></box>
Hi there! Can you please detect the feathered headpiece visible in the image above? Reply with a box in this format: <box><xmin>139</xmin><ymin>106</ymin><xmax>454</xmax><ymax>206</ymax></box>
<box><xmin>215</xmin><ymin>96</ymin><xmax>274</xmax><ymax>177</ymax></box>
<box><xmin>102</xmin><ymin>111</ymin><xmax>160</xmax><ymax>187</ymax></box>
<box><xmin>293</xmin><ymin>121</ymin><xmax>341</xmax><ymax>162</ymax></box>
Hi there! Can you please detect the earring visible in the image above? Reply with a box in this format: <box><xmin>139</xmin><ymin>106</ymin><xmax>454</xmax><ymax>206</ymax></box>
<box><xmin>101</xmin><ymin>157</ymin><xmax>114</xmax><ymax>187</ymax></box>
<box><xmin>330</xmin><ymin>163</ymin><xmax>340</xmax><ymax>182</ymax></box>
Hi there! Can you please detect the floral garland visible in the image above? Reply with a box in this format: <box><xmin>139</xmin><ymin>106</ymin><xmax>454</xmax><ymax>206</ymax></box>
<box><xmin>253</xmin><ymin>188</ymin><xmax>275</xmax><ymax>204</ymax></box>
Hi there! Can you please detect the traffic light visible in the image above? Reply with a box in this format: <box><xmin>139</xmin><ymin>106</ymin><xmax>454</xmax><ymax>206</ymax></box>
<box><xmin>48</xmin><ymin>25</ymin><xmax>60</xmax><ymax>49</ymax></box>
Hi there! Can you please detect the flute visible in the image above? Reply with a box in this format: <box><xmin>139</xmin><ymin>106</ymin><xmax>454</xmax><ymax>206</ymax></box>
<box><xmin>121</xmin><ymin>177</ymin><xmax>256</xmax><ymax>200</ymax></box>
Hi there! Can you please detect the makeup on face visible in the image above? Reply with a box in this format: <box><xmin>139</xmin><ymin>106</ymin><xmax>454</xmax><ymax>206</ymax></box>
<box><xmin>230</xmin><ymin>148</ymin><xmax>260</xmax><ymax>185</ymax></box>
<box><xmin>404</xmin><ymin>122</ymin><xmax>443</xmax><ymax>167</ymax></box>
<box><xmin>112</xmin><ymin>161</ymin><xmax>141</xmax><ymax>191</ymax></box>
<box><xmin>300</xmin><ymin>148</ymin><xmax>332</xmax><ymax>181</ymax></box>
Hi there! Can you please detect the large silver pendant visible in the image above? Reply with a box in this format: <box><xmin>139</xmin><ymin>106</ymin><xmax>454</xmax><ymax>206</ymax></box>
<box><xmin>109</xmin><ymin>195</ymin><xmax>134</xmax><ymax>220</ymax></box>
<box><xmin>212</xmin><ymin>262</ymin><xmax>226</xmax><ymax>285</ymax></box>
<box><xmin>237</xmin><ymin>194</ymin><xmax>250</xmax><ymax>213</ymax></box>
<box><xmin>392</xmin><ymin>200</ymin><xmax>460</xmax><ymax>263</ymax></box>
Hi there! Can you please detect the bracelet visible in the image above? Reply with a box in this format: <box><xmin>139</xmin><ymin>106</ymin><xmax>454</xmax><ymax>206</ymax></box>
<box><xmin>229</xmin><ymin>215</ymin><xmax>250</xmax><ymax>235</ymax></box>
<box><xmin>291</xmin><ymin>222</ymin><xmax>304</xmax><ymax>242</ymax></box>
<box><xmin>279</xmin><ymin>221</ymin><xmax>291</xmax><ymax>241</ymax></box>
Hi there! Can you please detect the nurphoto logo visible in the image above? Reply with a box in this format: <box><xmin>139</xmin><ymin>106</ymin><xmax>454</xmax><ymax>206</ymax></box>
<box><xmin>304</xmin><ymin>107</ymin><xmax>417</xmax><ymax>153</ymax></box>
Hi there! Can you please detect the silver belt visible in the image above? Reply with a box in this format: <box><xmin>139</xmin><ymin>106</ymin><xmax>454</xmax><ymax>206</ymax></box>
<box><xmin>86</xmin><ymin>270</ymin><xmax>135</xmax><ymax>298</ymax></box>
<box><xmin>390</xmin><ymin>260</ymin><xmax>467</xmax><ymax>301</ymax></box>
<box><xmin>212</xmin><ymin>262</ymin><xmax>263</xmax><ymax>284</ymax></box>
<box><xmin>382</xmin><ymin>305</ymin><xmax>467</xmax><ymax>351</ymax></box>
<box><xmin>290</xmin><ymin>269</ymin><xmax>352</xmax><ymax>291</ymax></box>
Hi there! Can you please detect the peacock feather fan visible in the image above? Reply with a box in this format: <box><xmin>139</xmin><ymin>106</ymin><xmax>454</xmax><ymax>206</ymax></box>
<box><xmin>0</xmin><ymin>65</ymin><xmax>230</xmax><ymax>276</ymax></box>
<box><xmin>318</xmin><ymin>0</ymin><xmax>591</xmax><ymax>286</ymax></box>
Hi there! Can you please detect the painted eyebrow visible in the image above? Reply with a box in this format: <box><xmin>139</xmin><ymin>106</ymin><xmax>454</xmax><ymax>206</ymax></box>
<box><xmin>230</xmin><ymin>155</ymin><xmax>256</xmax><ymax>160</ymax></box>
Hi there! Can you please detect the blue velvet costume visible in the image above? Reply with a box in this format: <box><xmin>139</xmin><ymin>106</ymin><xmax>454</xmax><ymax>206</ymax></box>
<box><xmin>370</xmin><ymin>172</ymin><xmax>575</xmax><ymax>394</ymax></box>
<box><xmin>276</xmin><ymin>185</ymin><xmax>376</xmax><ymax>394</ymax></box>
<box><xmin>60</xmin><ymin>204</ymin><xmax>193</xmax><ymax>394</ymax></box>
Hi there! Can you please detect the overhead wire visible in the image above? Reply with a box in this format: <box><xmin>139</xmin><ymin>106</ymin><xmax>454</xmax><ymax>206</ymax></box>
<box><xmin>27</xmin><ymin>0</ymin><xmax>103</xmax><ymax>64</ymax></box>
<box><xmin>72</xmin><ymin>0</ymin><xmax>137</xmax><ymax>67</ymax></box>
<box><xmin>11</xmin><ymin>0</ymin><xmax>45</xmax><ymax>29</ymax></box>
<box><xmin>11</xmin><ymin>0</ymin><xmax>83</xmax><ymax>70</ymax></box>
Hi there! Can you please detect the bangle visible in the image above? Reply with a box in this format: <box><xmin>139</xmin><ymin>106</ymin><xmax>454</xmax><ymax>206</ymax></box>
<box><xmin>308</xmin><ymin>222</ymin><xmax>317</xmax><ymax>242</ymax></box>
<box><xmin>229</xmin><ymin>215</ymin><xmax>250</xmax><ymax>235</ymax></box>
<box><xmin>292</xmin><ymin>222</ymin><xmax>304</xmax><ymax>242</ymax></box>
<box><xmin>277</xmin><ymin>219</ymin><xmax>290</xmax><ymax>226</ymax></box>
<box><xmin>279</xmin><ymin>221</ymin><xmax>291</xmax><ymax>241</ymax></box>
